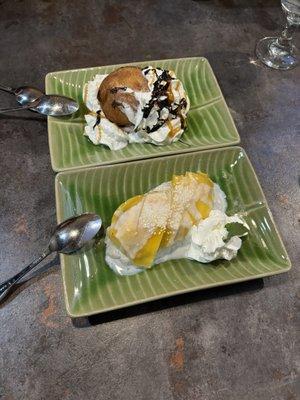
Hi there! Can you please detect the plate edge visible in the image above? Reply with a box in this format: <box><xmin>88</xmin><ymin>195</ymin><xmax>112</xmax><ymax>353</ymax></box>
<box><xmin>205</xmin><ymin>60</ymin><xmax>241</xmax><ymax>145</ymax></box>
<box><xmin>67</xmin><ymin>266</ymin><xmax>291</xmax><ymax>318</ymax></box>
<box><xmin>241</xmin><ymin>151</ymin><xmax>292</xmax><ymax>269</ymax></box>
<box><xmin>55</xmin><ymin>145</ymin><xmax>242</xmax><ymax>177</ymax></box>
<box><xmin>50</xmin><ymin>139</ymin><xmax>241</xmax><ymax>173</ymax></box>
<box><xmin>54</xmin><ymin>175</ymin><xmax>74</xmax><ymax>316</ymax></box>
<box><xmin>45</xmin><ymin>56</ymin><xmax>208</xmax><ymax>76</ymax></box>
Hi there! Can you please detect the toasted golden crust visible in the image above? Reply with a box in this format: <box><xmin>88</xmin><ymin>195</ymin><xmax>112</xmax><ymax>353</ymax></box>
<box><xmin>98</xmin><ymin>66</ymin><xmax>150</xmax><ymax>126</ymax></box>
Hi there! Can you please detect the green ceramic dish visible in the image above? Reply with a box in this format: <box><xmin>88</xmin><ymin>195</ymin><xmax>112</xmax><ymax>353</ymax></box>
<box><xmin>46</xmin><ymin>57</ymin><xmax>240</xmax><ymax>172</ymax></box>
<box><xmin>55</xmin><ymin>147</ymin><xmax>291</xmax><ymax>317</ymax></box>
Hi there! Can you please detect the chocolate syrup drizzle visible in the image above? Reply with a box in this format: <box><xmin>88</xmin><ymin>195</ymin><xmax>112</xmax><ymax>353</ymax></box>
<box><xmin>92</xmin><ymin>110</ymin><xmax>101</xmax><ymax>129</ymax></box>
<box><xmin>140</xmin><ymin>67</ymin><xmax>187</xmax><ymax>134</ymax></box>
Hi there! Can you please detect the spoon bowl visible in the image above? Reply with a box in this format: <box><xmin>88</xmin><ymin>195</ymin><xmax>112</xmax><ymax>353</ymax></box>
<box><xmin>0</xmin><ymin>94</ymin><xmax>79</xmax><ymax>116</ymax></box>
<box><xmin>14</xmin><ymin>86</ymin><xmax>44</xmax><ymax>105</ymax></box>
<box><xmin>0</xmin><ymin>84</ymin><xmax>44</xmax><ymax>105</ymax></box>
<box><xmin>0</xmin><ymin>213</ymin><xmax>102</xmax><ymax>302</ymax></box>
<box><xmin>32</xmin><ymin>94</ymin><xmax>79</xmax><ymax>116</ymax></box>
<box><xmin>49</xmin><ymin>213</ymin><xmax>102</xmax><ymax>254</ymax></box>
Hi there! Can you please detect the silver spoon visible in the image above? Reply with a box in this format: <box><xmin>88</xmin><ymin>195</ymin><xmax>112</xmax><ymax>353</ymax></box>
<box><xmin>0</xmin><ymin>94</ymin><xmax>79</xmax><ymax>116</ymax></box>
<box><xmin>0</xmin><ymin>84</ymin><xmax>44</xmax><ymax>105</ymax></box>
<box><xmin>0</xmin><ymin>213</ymin><xmax>102</xmax><ymax>302</ymax></box>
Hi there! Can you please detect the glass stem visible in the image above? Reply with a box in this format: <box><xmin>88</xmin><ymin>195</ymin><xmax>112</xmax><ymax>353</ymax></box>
<box><xmin>277</xmin><ymin>18</ymin><xmax>296</xmax><ymax>50</ymax></box>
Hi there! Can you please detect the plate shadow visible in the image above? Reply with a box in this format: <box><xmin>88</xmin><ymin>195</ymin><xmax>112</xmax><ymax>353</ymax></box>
<box><xmin>72</xmin><ymin>278</ymin><xmax>264</xmax><ymax>327</ymax></box>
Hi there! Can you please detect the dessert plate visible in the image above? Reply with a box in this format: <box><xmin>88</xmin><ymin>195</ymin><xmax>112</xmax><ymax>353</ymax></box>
<box><xmin>46</xmin><ymin>57</ymin><xmax>240</xmax><ymax>172</ymax></box>
<box><xmin>55</xmin><ymin>147</ymin><xmax>291</xmax><ymax>317</ymax></box>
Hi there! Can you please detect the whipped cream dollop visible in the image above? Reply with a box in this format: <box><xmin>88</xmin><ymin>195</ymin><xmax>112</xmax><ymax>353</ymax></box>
<box><xmin>105</xmin><ymin>184</ymin><xmax>249</xmax><ymax>276</ymax></box>
<box><xmin>83</xmin><ymin>67</ymin><xmax>190</xmax><ymax>150</ymax></box>
<box><xmin>186</xmin><ymin>210</ymin><xmax>247</xmax><ymax>263</ymax></box>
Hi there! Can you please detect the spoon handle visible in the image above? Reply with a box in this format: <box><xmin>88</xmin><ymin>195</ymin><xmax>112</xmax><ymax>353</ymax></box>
<box><xmin>0</xmin><ymin>103</ymin><xmax>34</xmax><ymax>114</ymax></box>
<box><xmin>0</xmin><ymin>84</ymin><xmax>14</xmax><ymax>93</ymax></box>
<box><xmin>0</xmin><ymin>249</ymin><xmax>51</xmax><ymax>302</ymax></box>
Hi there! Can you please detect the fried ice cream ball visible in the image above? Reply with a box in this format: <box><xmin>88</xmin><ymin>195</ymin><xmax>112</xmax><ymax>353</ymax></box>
<box><xmin>98</xmin><ymin>66</ymin><xmax>150</xmax><ymax>126</ymax></box>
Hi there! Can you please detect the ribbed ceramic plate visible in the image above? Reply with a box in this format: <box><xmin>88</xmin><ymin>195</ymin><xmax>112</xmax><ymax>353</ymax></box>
<box><xmin>55</xmin><ymin>147</ymin><xmax>290</xmax><ymax>317</ymax></box>
<box><xmin>46</xmin><ymin>57</ymin><xmax>240</xmax><ymax>172</ymax></box>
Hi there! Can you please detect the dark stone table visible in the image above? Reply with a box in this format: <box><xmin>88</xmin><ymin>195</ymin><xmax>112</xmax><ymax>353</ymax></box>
<box><xmin>0</xmin><ymin>1</ymin><xmax>299</xmax><ymax>399</ymax></box>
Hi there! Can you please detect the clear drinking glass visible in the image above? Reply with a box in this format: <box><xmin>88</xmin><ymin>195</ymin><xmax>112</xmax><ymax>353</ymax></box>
<box><xmin>256</xmin><ymin>0</ymin><xmax>300</xmax><ymax>70</ymax></box>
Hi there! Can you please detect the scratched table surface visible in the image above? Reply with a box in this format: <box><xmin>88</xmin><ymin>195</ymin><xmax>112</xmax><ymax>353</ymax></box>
<box><xmin>0</xmin><ymin>1</ymin><xmax>299</xmax><ymax>399</ymax></box>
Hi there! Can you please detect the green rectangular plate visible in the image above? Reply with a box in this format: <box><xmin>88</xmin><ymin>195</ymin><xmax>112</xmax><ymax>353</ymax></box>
<box><xmin>46</xmin><ymin>57</ymin><xmax>240</xmax><ymax>172</ymax></box>
<box><xmin>55</xmin><ymin>147</ymin><xmax>291</xmax><ymax>317</ymax></box>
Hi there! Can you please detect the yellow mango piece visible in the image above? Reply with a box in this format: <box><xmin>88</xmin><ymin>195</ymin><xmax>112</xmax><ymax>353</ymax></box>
<box><xmin>160</xmin><ymin>228</ymin><xmax>173</xmax><ymax>248</ymax></box>
<box><xmin>120</xmin><ymin>195</ymin><xmax>143</xmax><ymax>212</ymax></box>
<box><xmin>187</xmin><ymin>172</ymin><xmax>213</xmax><ymax>188</ymax></box>
<box><xmin>111</xmin><ymin>195</ymin><xmax>143</xmax><ymax>224</ymax></box>
<box><xmin>171</xmin><ymin>174</ymin><xmax>183</xmax><ymax>186</ymax></box>
<box><xmin>133</xmin><ymin>229</ymin><xmax>164</xmax><ymax>268</ymax></box>
<box><xmin>174</xmin><ymin>226</ymin><xmax>189</xmax><ymax>242</ymax></box>
<box><xmin>196</xmin><ymin>200</ymin><xmax>211</xmax><ymax>219</ymax></box>
<box><xmin>107</xmin><ymin>227</ymin><xmax>122</xmax><ymax>248</ymax></box>
<box><xmin>187</xmin><ymin>210</ymin><xmax>198</xmax><ymax>225</ymax></box>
